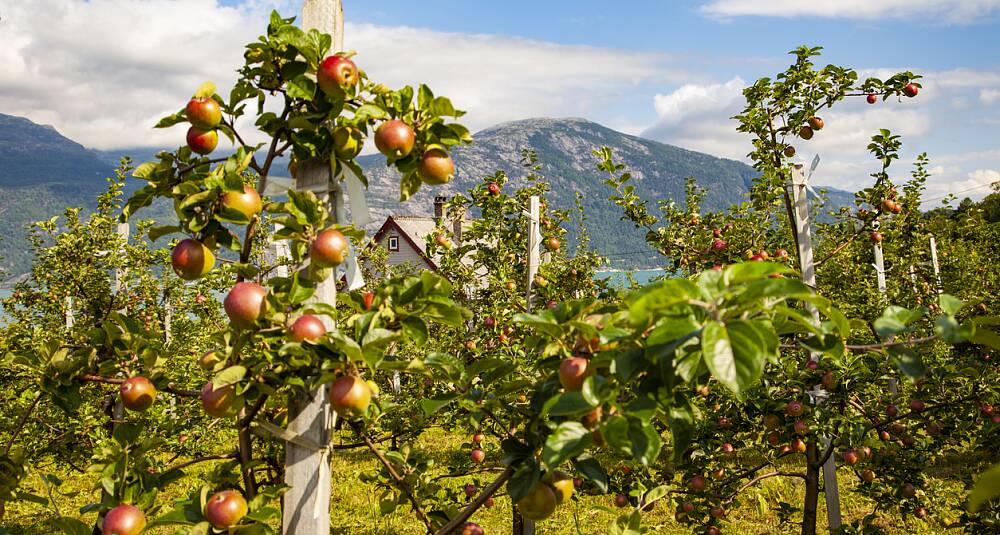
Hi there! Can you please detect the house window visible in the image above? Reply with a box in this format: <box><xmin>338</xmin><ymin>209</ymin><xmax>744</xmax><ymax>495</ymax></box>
<box><xmin>387</xmin><ymin>236</ymin><xmax>399</xmax><ymax>251</ymax></box>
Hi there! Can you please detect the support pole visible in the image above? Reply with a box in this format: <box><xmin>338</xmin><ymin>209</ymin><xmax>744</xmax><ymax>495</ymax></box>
<box><xmin>929</xmin><ymin>236</ymin><xmax>942</xmax><ymax>294</ymax></box>
<box><xmin>514</xmin><ymin>195</ymin><xmax>541</xmax><ymax>535</ymax></box>
<box><xmin>789</xmin><ymin>166</ymin><xmax>841</xmax><ymax>530</ymax></box>
<box><xmin>65</xmin><ymin>297</ymin><xmax>74</xmax><ymax>329</ymax></box>
<box><xmin>872</xmin><ymin>234</ymin><xmax>897</xmax><ymax>396</ymax></box>
<box><xmin>282</xmin><ymin>3</ymin><xmax>343</xmax><ymax>533</ymax></box>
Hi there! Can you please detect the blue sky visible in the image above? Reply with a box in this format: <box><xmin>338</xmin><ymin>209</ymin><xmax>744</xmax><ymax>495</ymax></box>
<box><xmin>3</xmin><ymin>0</ymin><xmax>999</xmax><ymax>201</ymax></box>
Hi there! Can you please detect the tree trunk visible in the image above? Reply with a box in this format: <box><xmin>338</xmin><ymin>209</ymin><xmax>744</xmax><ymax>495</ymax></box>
<box><xmin>802</xmin><ymin>440</ymin><xmax>821</xmax><ymax>535</ymax></box>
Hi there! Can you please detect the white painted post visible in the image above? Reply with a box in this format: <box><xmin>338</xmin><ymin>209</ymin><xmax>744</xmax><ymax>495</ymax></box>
<box><xmin>872</xmin><ymin>232</ymin><xmax>898</xmax><ymax>397</ymax></box>
<box><xmin>526</xmin><ymin>196</ymin><xmax>541</xmax><ymax>311</ymax></box>
<box><xmin>115</xmin><ymin>223</ymin><xmax>129</xmax><ymax>298</ymax></box>
<box><xmin>282</xmin><ymin>4</ymin><xmax>342</xmax><ymax>528</ymax></box>
<box><xmin>929</xmin><ymin>236</ymin><xmax>943</xmax><ymax>294</ymax></box>
<box><xmin>64</xmin><ymin>296</ymin><xmax>74</xmax><ymax>329</ymax></box>
<box><xmin>789</xmin><ymin>166</ymin><xmax>842</xmax><ymax>530</ymax></box>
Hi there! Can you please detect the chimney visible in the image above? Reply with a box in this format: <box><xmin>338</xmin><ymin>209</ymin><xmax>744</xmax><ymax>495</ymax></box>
<box><xmin>433</xmin><ymin>196</ymin><xmax>446</xmax><ymax>224</ymax></box>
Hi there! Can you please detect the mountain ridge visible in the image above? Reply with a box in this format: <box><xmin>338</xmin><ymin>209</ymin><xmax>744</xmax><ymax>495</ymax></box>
<box><xmin>0</xmin><ymin>113</ymin><xmax>850</xmax><ymax>278</ymax></box>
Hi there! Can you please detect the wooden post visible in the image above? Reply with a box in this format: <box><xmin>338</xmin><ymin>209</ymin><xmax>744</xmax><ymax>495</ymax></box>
<box><xmin>281</xmin><ymin>3</ymin><xmax>343</xmax><ymax>533</ymax></box>
<box><xmin>789</xmin><ymin>166</ymin><xmax>841</xmax><ymax>530</ymax></box>
<box><xmin>929</xmin><ymin>236</ymin><xmax>942</xmax><ymax>294</ymax></box>
<box><xmin>515</xmin><ymin>195</ymin><xmax>541</xmax><ymax>535</ymax></box>
<box><xmin>65</xmin><ymin>297</ymin><xmax>74</xmax><ymax>329</ymax></box>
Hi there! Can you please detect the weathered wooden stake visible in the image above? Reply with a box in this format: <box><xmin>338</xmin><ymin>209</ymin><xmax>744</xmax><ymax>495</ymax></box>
<box><xmin>281</xmin><ymin>2</ymin><xmax>343</xmax><ymax>533</ymax></box>
<box><xmin>929</xmin><ymin>236</ymin><xmax>942</xmax><ymax>294</ymax></box>
<box><xmin>789</xmin><ymin>166</ymin><xmax>842</xmax><ymax>530</ymax></box>
<box><xmin>514</xmin><ymin>195</ymin><xmax>541</xmax><ymax>535</ymax></box>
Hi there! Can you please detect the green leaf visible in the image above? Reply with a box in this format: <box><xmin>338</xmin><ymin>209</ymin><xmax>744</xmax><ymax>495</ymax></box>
<box><xmin>543</xmin><ymin>390</ymin><xmax>597</xmax><ymax>417</ymax></box>
<box><xmin>51</xmin><ymin>517</ymin><xmax>92</xmax><ymax>535</ymax></box>
<box><xmin>285</xmin><ymin>76</ymin><xmax>316</xmax><ymax>100</ymax></box>
<box><xmin>507</xmin><ymin>461</ymin><xmax>541</xmax><ymax>503</ymax></box>
<box><xmin>702</xmin><ymin>320</ymin><xmax>762</xmax><ymax>396</ymax></box>
<box><xmin>969</xmin><ymin>462</ymin><xmax>1000</xmax><ymax>512</ymax></box>
<box><xmin>608</xmin><ymin>511</ymin><xmax>642</xmax><ymax>535</ymax></box>
<box><xmin>420</xmin><ymin>393</ymin><xmax>458</xmax><ymax>418</ymax></box>
<box><xmin>354</xmin><ymin>104</ymin><xmax>389</xmax><ymax>122</ymax></box>
<box><xmin>212</xmin><ymin>365</ymin><xmax>247</xmax><ymax>388</ymax></box>
<box><xmin>572</xmin><ymin>456</ymin><xmax>608</xmax><ymax>493</ymax></box>
<box><xmin>888</xmin><ymin>347</ymin><xmax>926</xmax><ymax>379</ymax></box>
<box><xmin>542</xmin><ymin>422</ymin><xmax>592</xmax><ymax>468</ymax></box>
<box><xmin>399</xmin><ymin>170</ymin><xmax>421</xmax><ymax>202</ymax></box>
<box><xmin>873</xmin><ymin>306</ymin><xmax>923</xmax><ymax>339</ymax></box>
<box><xmin>939</xmin><ymin>294</ymin><xmax>963</xmax><ymax>315</ymax></box>
<box><xmin>148</xmin><ymin>225</ymin><xmax>182</xmax><ymax>242</ymax></box>
<box><xmin>668</xmin><ymin>401</ymin><xmax>695</xmax><ymax>461</ymax></box>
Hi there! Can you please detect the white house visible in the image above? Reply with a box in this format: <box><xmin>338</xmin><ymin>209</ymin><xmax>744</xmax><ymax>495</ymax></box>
<box><xmin>370</xmin><ymin>196</ymin><xmax>469</xmax><ymax>272</ymax></box>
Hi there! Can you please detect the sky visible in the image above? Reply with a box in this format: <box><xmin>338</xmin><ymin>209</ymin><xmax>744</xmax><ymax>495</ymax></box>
<box><xmin>1</xmin><ymin>0</ymin><xmax>999</xmax><ymax>203</ymax></box>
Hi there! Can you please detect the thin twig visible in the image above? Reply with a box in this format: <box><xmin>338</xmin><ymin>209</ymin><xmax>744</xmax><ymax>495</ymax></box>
<box><xmin>76</xmin><ymin>374</ymin><xmax>200</xmax><ymax>398</ymax></box>
<box><xmin>4</xmin><ymin>391</ymin><xmax>42</xmax><ymax>455</ymax></box>
<box><xmin>162</xmin><ymin>453</ymin><xmax>238</xmax><ymax>474</ymax></box>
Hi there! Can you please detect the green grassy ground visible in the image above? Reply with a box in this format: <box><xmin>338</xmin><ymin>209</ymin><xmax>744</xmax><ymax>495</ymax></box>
<box><xmin>3</xmin><ymin>428</ymin><xmax>974</xmax><ymax>534</ymax></box>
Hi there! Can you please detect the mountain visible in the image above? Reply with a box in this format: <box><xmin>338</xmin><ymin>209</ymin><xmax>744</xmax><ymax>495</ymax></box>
<box><xmin>355</xmin><ymin>118</ymin><xmax>852</xmax><ymax>266</ymax></box>
<box><xmin>0</xmin><ymin>115</ymin><xmax>118</xmax><ymax>276</ymax></box>
<box><xmin>0</xmin><ymin>114</ymin><xmax>850</xmax><ymax>279</ymax></box>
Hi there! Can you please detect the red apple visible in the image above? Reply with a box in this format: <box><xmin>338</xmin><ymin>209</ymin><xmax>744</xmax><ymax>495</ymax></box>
<box><xmin>487</xmin><ymin>182</ymin><xmax>500</xmax><ymax>195</ymax></box>
<box><xmin>689</xmin><ymin>475</ymin><xmax>707</xmax><ymax>492</ymax></box>
<box><xmin>799</xmin><ymin>125</ymin><xmax>814</xmax><ymax>140</ymax></box>
<box><xmin>870</xmin><ymin>232</ymin><xmax>883</xmax><ymax>243</ymax></box>
<box><xmin>710</xmin><ymin>505</ymin><xmax>726</xmax><ymax>518</ymax></box>
<box><xmin>289</xmin><ymin>314</ymin><xmax>326</xmax><ymax>342</ymax></box>
<box><xmin>374</xmin><ymin>119</ymin><xmax>415</xmax><ymax>159</ymax></box>
<box><xmin>909</xmin><ymin>399</ymin><xmax>925</xmax><ymax>412</ymax></box>
<box><xmin>903</xmin><ymin>83</ymin><xmax>919</xmax><ymax>97</ymax></box>
<box><xmin>886</xmin><ymin>404</ymin><xmax>899</xmax><ymax>417</ymax></box>
<box><xmin>791</xmin><ymin>438</ymin><xmax>807</xmax><ymax>453</ymax></box>
<box><xmin>793</xmin><ymin>420</ymin><xmax>809</xmax><ymax>434</ymax></box>
<box><xmin>901</xmin><ymin>483</ymin><xmax>916</xmax><ymax>498</ymax></box>
<box><xmin>204</xmin><ymin>490</ymin><xmax>248</xmax><ymax>529</ymax></box>
<box><xmin>329</xmin><ymin>375</ymin><xmax>372</xmax><ymax>418</ymax></box>
<box><xmin>867</xmin><ymin>93</ymin><xmax>878</xmax><ymax>104</ymax></box>
<box><xmin>171</xmin><ymin>239</ymin><xmax>215</xmax><ymax>280</ymax></box>
<box><xmin>786</xmin><ymin>400</ymin><xmax>804</xmax><ymax>417</ymax></box>
<box><xmin>464</xmin><ymin>483</ymin><xmax>477</xmax><ymax>497</ymax></box>
<box><xmin>783</xmin><ymin>145</ymin><xmax>796</xmax><ymax>157</ymax></box>
<box><xmin>460</xmin><ymin>522</ymin><xmax>485</xmax><ymax>535</ymax></box>
<box><xmin>707</xmin><ymin>527</ymin><xmax>721</xmax><ymax>535</ymax></box>
<box><xmin>712</xmin><ymin>239</ymin><xmax>726</xmax><ymax>250</ymax></box>
<box><xmin>721</xmin><ymin>443</ymin><xmax>735</xmax><ymax>455</ymax></box>
<box><xmin>220</xmin><ymin>185</ymin><xmax>263</xmax><ymax>220</ymax></box>
<box><xmin>317</xmin><ymin>55</ymin><xmax>359</xmax><ymax>94</ymax></box>
<box><xmin>861</xmin><ymin>469</ymin><xmax>876</xmax><ymax>483</ymax></box>
<box><xmin>186</xmin><ymin>126</ymin><xmax>218</xmax><ymax>155</ymax></box>
<box><xmin>842</xmin><ymin>449</ymin><xmax>859</xmax><ymax>466</ymax></box>
<box><xmin>102</xmin><ymin>504</ymin><xmax>145</xmax><ymax>535</ymax></box>
<box><xmin>472</xmin><ymin>432</ymin><xmax>485</xmax><ymax>443</ymax></box>
<box><xmin>417</xmin><ymin>148</ymin><xmax>455</xmax><ymax>185</ymax></box>
<box><xmin>470</xmin><ymin>449</ymin><xmax>485</xmax><ymax>463</ymax></box>
<box><xmin>614</xmin><ymin>493</ymin><xmax>629</xmax><ymax>507</ymax></box>
<box><xmin>120</xmin><ymin>377</ymin><xmax>156</xmax><ymax>412</ymax></box>
<box><xmin>186</xmin><ymin>97</ymin><xmax>222</xmax><ymax>130</ymax></box>
<box><xmin>545</xmin><ymin>237</ymin><xmax>561</xmax><ymax>251</ymax></box>
<box><xmin>914</xmin><ymin>506</ymin><xmax>927</xmax><ymax>519</ymax></box>
<box><xmin>807</xmin><ymin>116</ymin><xmax>824</xmax><ymax>130</ymax></box>
<box><xmin>201</xmin><ymin>382</ymin><xmax>243</xmax><ymax>418</ymax></box>
<box><xmin>310</xmin><ymin>228</ymin><xmax>349</xmax><ymax>268</ymax></box>
<box><xmin>558</xmin><ymin>357</ymin><xmax>590</xmax><ymax>390</ymax></box>
<box><xmin>363</xmin><ymin>291</ymin><xmax>375</xmax><ymax>311</ymax></box>
<box><xmin>224</xmin><ymin>282</ymin><xmax>267</xmax><ymax>329</ymax></box>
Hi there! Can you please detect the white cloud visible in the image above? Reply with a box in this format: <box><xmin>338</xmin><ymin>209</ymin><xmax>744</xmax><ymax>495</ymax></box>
<box><xmin>0</xmin><ymin>0</ymin><xmax>676</xmax><ymax>150</ymax></box>
<box><xmin>652</xmin><ymin>77</ymin><xmax>745</xmax><ymax>125</ymax></box>
<box><xmin>924</xmin><ymin>168</ymin><xmax>1000</xmax><ymax>202</ymax></box>
<box><xmin>981</xmin><ymin>89</ymin><xmax>1000</xmax><ymax>104</ymax></box>
<box><xmin>700</xmin><ymin>0</ymin><xmax>1000</xmax><ymax>23</ymax></box>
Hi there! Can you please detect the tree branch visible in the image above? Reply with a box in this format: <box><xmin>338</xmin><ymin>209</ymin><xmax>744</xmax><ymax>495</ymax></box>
<box><xmin>360</xmin><ymin>428</ymin><xmax>434</xmax><ymax>535</ymax></box>
<box><xmin>434</xmin><ymin>467</ymin><xmax>513</xmax><ymax>535</ymax></box>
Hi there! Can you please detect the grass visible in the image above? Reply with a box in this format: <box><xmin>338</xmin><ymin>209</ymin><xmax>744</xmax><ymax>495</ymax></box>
<box><xmin>3</xmin><ymin>428</ymin><xmax>978</xmax><ymax>534</ymax></box>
